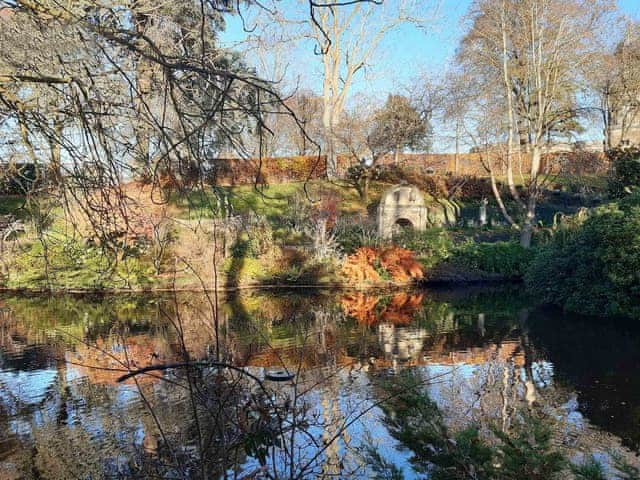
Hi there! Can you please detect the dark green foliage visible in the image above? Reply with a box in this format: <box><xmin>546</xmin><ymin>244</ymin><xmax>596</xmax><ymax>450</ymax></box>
<box><xmin>392</xmin><ymin>228</ymin><xmax>453</xmax><ymax>267</ymax></box>
<box><xmin>525</xmin><ymin>196</ymin><xmax>640</xmax><ymax>318</ymax></box>
<box><xmin>0</xmin><ymin>163</ymin><xmax>41</xmax><ymax>195</ymax></box>
<box><xmin>345</xmin><ymin>163</ymin><xmax>384</xmax><ymax>200</ymax></box>
<box><xmin>393</xmin><ymin>231</ymin><xmax>533</xmax><ymax>278</ymax></box>
<box><xmin>8</xmin><ymin>237</ymin><xmax>154</xmax><ymax>289</ymax></box>
<box><xmin>452</xmin><ymin>241</ymin><xmax>535</xmax><ymax>278</ymax></box>
<box><xmin>372</xmin><ymin>371</ymin><xmax>496</xmax><ymax>480</ymax></box>
<box><xmin>607</xmin><ymin>146</ymin><xmax>640</xmax><ymax>198</ymax></box>
<box><xmin>346</xmin><ymin>164</ymin><xmax>384</xmax><ymax>183</ymax></box>
<box><xmin>231</xmin><ymin>219</ymin><xmax>274</xmax><ymax>259</ymax></box>
<box><xmin>373</xmin><ymin>164</ymin><xmax>409</xmax><ymax>185</ymax></box>
<box><xmin>369</xmin><ymin>371</ymin><xmax>571</xmax><ymax>480</ymax></box>
<box><xmin>571</xmin><ymin>456</ymin><xmax>606</xmax><ymax>480</ymax></box>
<box><xmin>0</xmin><ymin>195</ymin><xmax>26</xmax><ymax>218</ymax></box>
<box><xmin>364</xmin><ymin>444</ymin><xmax>406</xmax><ymax>480</ymax></box>
<box><xmin>492</xmin><ymin>416</ymin><xmax>566</xmax><ymax>480</ymax></box>
<box><xmin>334</xmin><ymin>221</ymin><xmax>382</xmax><ymax>253</ymax></box>
<box><xmin>369</xmin><ymin>94</ymin><xmax>431</xmax><ymax>156</ymax></box>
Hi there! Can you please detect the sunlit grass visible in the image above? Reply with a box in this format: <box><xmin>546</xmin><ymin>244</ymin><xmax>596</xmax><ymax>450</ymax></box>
<box><xmin>170</xmin><ymin>180</ymin><xmax>392</xmax><ymax>221</ymax></box>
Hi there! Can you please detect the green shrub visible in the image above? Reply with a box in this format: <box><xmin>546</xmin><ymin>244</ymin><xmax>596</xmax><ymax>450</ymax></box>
<box><xmin>452</xmin><ymin>241</ymin><xmax>534</xmax><ymax>277</ymax></box>
<box><xmin>368</xmin><ymin>371</ymin><xmax>568</xmax><ymax>480</ymax></box>
<box><xmin>334</xmin><ymin>219</ymin><xmax>382</xmax><ymax>253</ymax></box>
<box><xmin>8</xmin><ymin>236</ymin><xmax>155</xmax><ymax>289</ymax></box>
<box><xmin>392</xmin><ymin>228</ymin><xmax>453</xmax><ymax>267</ymax></box>
<box><xmin>0</xmin><ymin>163</ymin><xmax>42</xmax><ymax>195</ymax></box>
<box><xmin>231</xmin><ymin>217</ymin><xmax>274</xmax><ymax>258</ymax></box>
<box><xmin>607</xmin><ymin>146</ymin><xmax>640</xmax><ymax>198</ymax></box>
<box><xmin>571</xmin><ymin>456</ymin><xmax>606</xmax><ymax>480</ymax></box>
<box><xmin>525</xmin><ymin>197</ymin><xmax>640</xmax><ymax>318</ymax></box>
<box><xmin>0</xmin><ymin>195</ymin><xmax>26</xmax><ymax>218</ymax></box>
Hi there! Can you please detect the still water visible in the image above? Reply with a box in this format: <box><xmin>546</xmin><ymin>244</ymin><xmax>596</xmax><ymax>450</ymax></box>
<box><xmin>0</xmin><ymin>287</ymin><xmax>638</xmax><ymax>478</ymax></box>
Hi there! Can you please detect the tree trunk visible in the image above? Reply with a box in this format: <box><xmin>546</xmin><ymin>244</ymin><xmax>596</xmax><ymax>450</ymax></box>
<box><xmin>134</xmin><ymin>59</ymin><xmax>153</xmax><ymax>173</ymax></box>
<box><xmin>500</xmin><ymin>3</ymin><xmax>523</xmax><ymax>209</ymax></box>
<box><xmin>133</xmin><ymin>11</ymin><xmax>154</xmax><ymax>177</ymax></box>
<box><xmin>323</xmin><ymin>108</ymin><xmax>338</xmax><ymax>179</ymax></box>
<box><xmin>326</xmin><ymin>137</ymin><xmax>337</xmax><ymax>178</ymax></box>
<box><xmin>49</xmin><ymin>117</ymin><xmax>63</xmax><ymax>186</ymax></box>
<box><xmin>520</xmin><ymin>146</ymin><xmax>541</xmax><ymax>248</ymax></box>
<box><xmin>362</xmin><ymin>176</ymin><xmax>369</xmax><ymax>204</ymax></box>
<box><xmin>454</xmin><ymin>123</ymin><xmax>460</xmax><ymax>175</ymax></box>
<box><xmin>518</xmin><ymin>125</ymin><xmax>530</xmax><ymax>153</ymax></box>
<box><xmin>394</xmin><ymin>143</ymin><xmax>400</xmax><ymax>165</ymax></box>
<box><xmin>490</xmin><ymin>171</ymin><xmax>517</xmax><ymax>227</ymax></box>
<box><xmin>520</xmin><ymin>214</ymin><xmax>534</xmax><ymax>248</ymax></box>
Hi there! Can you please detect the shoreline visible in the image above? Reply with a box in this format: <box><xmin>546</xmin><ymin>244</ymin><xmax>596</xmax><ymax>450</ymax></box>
<box><xmin>0</xmin><ymin>276</ymin><xmax>521</xmax><ymax>295</ymax></box>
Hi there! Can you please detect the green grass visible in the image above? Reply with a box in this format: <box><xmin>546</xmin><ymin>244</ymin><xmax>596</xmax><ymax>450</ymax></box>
<box><xmin>171</xmin><ymin>181</ymin><xmax>388</xmax><ymax>221</ymax></box>
<box><xmin>551</xmin><ymin>174</ymin><xmax>608</xmax><ymax>192</ymax></box>
<box><xmin>172</xmin><ymin>183</ymin><xmax>307</xmax><ymax>220</ymax></box>
<box><xmin>230</xmin><ymin>183</ymin><xmax>306</xmax><ymax>218</ymax></box>
<box><xmin>6</xmin><ymin>233</ymin><xmax>156</xmax><ymax>290</ymax></box>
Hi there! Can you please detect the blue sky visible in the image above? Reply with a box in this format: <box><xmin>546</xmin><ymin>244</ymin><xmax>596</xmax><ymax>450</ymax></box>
<box><xmin>221</xmin><ymin>0</ymin><xmax>640</xmax><ymax>97</ymax></box>
<box><xmin>220</xmin><ymin>0</ymin><xmax>472</xmax><ymax>95</ymax></box>
<box><xmin>220</xmin><ymin>0</ymin><xmax>640</xmax><ymax>149</ymax></box>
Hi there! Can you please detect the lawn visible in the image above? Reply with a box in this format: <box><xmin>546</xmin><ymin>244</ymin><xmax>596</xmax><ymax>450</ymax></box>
<box><xmin>171</xmin><ymin>180</ymin><xmax>389</xmax><ymax>221</ymax></box>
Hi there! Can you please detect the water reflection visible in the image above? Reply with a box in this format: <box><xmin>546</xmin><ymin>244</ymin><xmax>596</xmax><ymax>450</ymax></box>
<box><xmin>0</xmin><ymin>288</ymin><xmax>638</xmax><ymax>478</ymax></box>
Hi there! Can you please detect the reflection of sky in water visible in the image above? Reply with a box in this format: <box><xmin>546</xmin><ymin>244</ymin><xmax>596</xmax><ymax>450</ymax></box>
<box><xmin>0</xmin><ymin>368</ymin><xmax>58</xmax><ymax>438</ymax></box>
<box><xmin>232</xmin><ymin>368</ymin><xmax>420</xmax><ymax>479</ymax></box>
<box><xmin>230</xmin><ymin>360</ymin><xmax>557</xmax><ymax>479</ymax></box>
<box><xmin>0</xmin><ymin>360</ymin><xmax>148</xmax><ymax>459</ymax></box>
<box><xmin>1</xmin><ymin>289</ymin><xmax>639</xmax><ymax>477</ymax></box>
<box><xmin>0</xmin><ymin>369</ymin><xmax>58</xmax><ymax>406</ymax></box>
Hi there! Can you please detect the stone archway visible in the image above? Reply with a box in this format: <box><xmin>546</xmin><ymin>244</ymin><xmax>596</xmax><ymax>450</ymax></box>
<box><xmin>392</xmin><ymin>218</ymin><xmax>414</xmax><ymax>236</ymax></box>
<box><xmin>377</xmin><ymin>184</ymin><xmax>427</xmax><ymax>239</ymax></box>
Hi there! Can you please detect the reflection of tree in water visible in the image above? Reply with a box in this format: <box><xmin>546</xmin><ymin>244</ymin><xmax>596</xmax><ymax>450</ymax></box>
<box><xmin>1</xmin><ymin>291</ymin><xmax>640</xmax><ymax>477</ymax></box>
<box><xmin>339</xmin><ymin>291</ymin><xmax>527</xmax><ymax>371</ymax></box>
<box><xmin>67</xmin><ymin>335</ymin><xmax>173</xmax><ymax>385</ymax></box>
<box><xmin>0</xmin><ymin>292</ymin><xmax>367</xmax><ymax>478</ymax></box>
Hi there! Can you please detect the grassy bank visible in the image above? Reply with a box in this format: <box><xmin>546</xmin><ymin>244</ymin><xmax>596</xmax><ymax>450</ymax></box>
<box><xmin>3</xmin><ymin>174</ymin><xmax>629</xmax><ymax>317</ymax></box>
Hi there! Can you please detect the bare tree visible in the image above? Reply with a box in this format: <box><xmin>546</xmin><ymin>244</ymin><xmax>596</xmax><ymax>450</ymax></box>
<box><xmin>458</xmin><ymin>0</ymin><xmax>614</xmax><ymax>246</ymax></box>
<box><xmin>312</xmin><ymin>1</ymin><xmax>431</xmax><ymax>177</ymax></box>
<box><xmin>439</xmin><ymin>72</ymin><xmax>473</xmax><ymax>175</ymax></box>
<box><xmin>284</xmin><ymin>90</ymin><xmax>324</xmax><ymax>155</ymax></box>
<box><xmin>240</xmin><ymin>0</ymin><xmax>432</xmax><ymax>178</ymax></box>
<box><xmin>590</xmin><ymin>20</ymin><xmax>640</xmax><ymax>149</ymax></box>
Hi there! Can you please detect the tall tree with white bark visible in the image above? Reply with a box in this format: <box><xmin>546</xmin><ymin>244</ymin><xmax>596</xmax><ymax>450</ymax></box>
<box><xmin>458</xmin><ymin>0</ymin><xmax>613</xmax><ymax>247</ymax></box>
<box><xmin>590</xmin><ymin>20</ymin><xmax>640</xmax><ymax>149</ymax></box>
<box><xmin>240</xmin><ymin>0</ymin><xmax>431</xmax><ymax>178</ymax></box>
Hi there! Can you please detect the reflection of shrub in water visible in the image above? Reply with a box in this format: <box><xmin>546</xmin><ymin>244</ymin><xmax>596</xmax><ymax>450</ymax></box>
<box><xmin>341</xmin><ymin>292</ymin><xmax>424</xmax><ymax>326</ymax></box>
<box><xmin>365</xmin><ymin>370</ymin><xmax>616</xmax><ymax>480</ymax></box>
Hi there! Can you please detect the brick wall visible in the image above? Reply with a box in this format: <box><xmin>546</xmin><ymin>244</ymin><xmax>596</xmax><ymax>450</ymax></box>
<box><xmin>211</xmin><ymin>151</ymin><xmax>608</xmax><ymax>185</ymax></box>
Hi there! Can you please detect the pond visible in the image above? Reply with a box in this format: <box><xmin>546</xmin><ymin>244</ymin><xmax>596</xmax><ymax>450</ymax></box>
<box><xmin>0</xmin><ymin>287</ymin><xmax>638</xmax><ymax>479</ymax></box>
